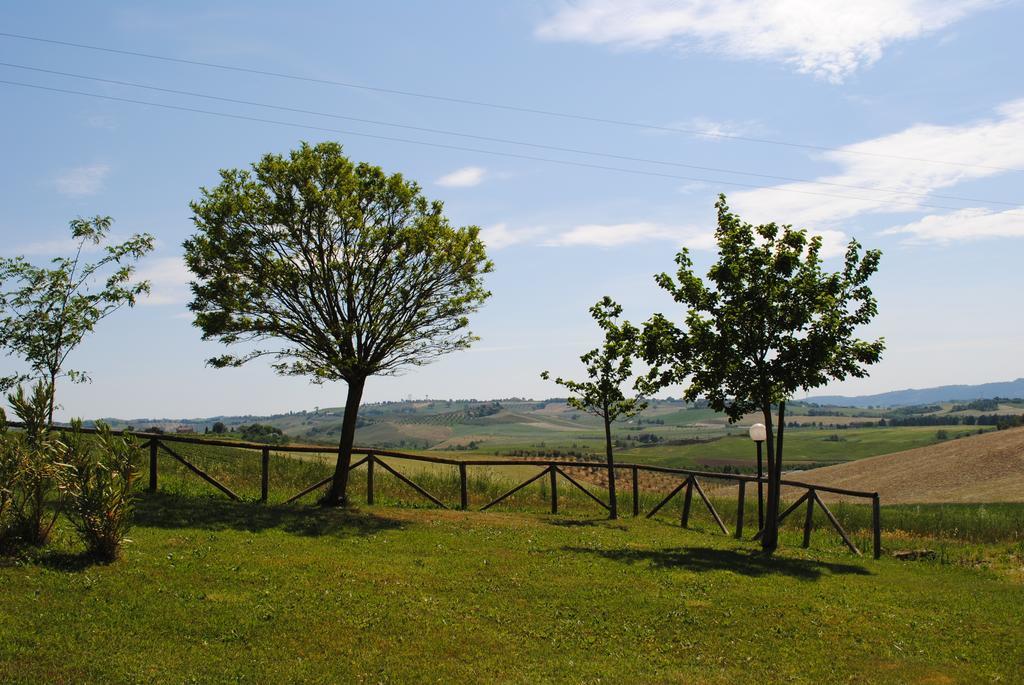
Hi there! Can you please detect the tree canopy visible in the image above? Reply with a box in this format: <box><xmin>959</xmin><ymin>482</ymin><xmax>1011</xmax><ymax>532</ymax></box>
<box><xmin>642</xmin><ymin>195</ymin><xmax>883</xmax><ymax>552</ymax></box>
<box><xmin>184</xmin><ymin>141</ymin><xmax>493</xmax><ymax>504</ymax></box>
<box><xmin>0</xmin><ymin>217</ymin><xmax>154</xmax><ymax>423</ymax></box>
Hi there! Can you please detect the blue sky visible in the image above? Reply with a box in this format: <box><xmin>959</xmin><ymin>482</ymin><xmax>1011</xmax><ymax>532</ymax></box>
<box><xmin>1</xmin><ymin>1</ymin><xmax>1022</xmax><ymax>420</ymax></box>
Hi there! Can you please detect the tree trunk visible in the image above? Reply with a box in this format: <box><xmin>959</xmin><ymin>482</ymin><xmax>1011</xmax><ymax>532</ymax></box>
<box><xmin>760</xmin><ymin>403</ymin><xmax>779</xmax><ymax>554</ymax></box>
<box><xmin>603</xmin><ymin>415</ymin><xmax>618</xmax><ymax>519</ymax></box>
<box><xmin>773</xmin><ymin>400</ymin><xmax>786</xmax><ymax>515</ymax></box>
<box><xmin>46</xmin><ymin>371</ymin><xmax>57</xmax><ymax>427</ymax></box>
<box><xmin>760</xmin><ymin>401</ymin><xmax>787</xmax><ymax>554</ymax></box>
<box><xmin>321</xmin><ymin>377</ymin><xmax>366</xmax><ymax>507</ymax></box>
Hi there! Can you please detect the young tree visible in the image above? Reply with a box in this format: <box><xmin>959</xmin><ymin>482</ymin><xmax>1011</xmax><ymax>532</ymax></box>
<box><xmin>541</xmin><ymin>297</ymin><xmax>646</xmax><ymax>519</ymax></box>
<box><xmin>641</xmin><ymin>196</ymin><xmax>883</xmax><ymax>553</ymax></box>
<box><xmin>0</xmin><ymin>217</ymin><xmax>154</xmax><ymax>424</ymax></box>
<box><xmin>184</xmin><ymin>142</ymin><xmax>492</xmax><ymax>506</ymax></box>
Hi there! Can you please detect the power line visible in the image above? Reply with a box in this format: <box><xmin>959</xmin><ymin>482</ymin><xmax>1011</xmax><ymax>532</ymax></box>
<box><xmin>5</xmin><ymin>77</ymin><xmax>1018</xmax><ymax>217</ymax></box>
<box><xmin>2</xmin><ymin>30</ymin><xmax>1021</xmax><ymax>175</ymax></box>
<box><xmin>1</xmin><ymin>61</ymin><xmax>1019</xmax><ymax>210</ymax></box>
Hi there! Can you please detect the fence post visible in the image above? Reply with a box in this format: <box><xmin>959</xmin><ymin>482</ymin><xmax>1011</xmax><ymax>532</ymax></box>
<box><xmin>148</xmin><ymin>439</ymin><xmax>158</xmax><ymax>492</ymax></box>
<box><xmin>459</xmin><ymin>462</ymin><xmax>468</xmax><ymax>510</ymax></box>
<box><xmin>802</xmin><ymin>489</ymin><xmax>815</xmax><ymax>548</ymax></box>
<box><xmin>872</xmin><ymin>494</ymin><xmax>882</xmax><ymax>560</ymax></box>
<box><xmin>260</xmin><ymin>446</ymin><xmax>270</xmax><ymax>503</ymax></box>
<box><xmin>366</xmin><ymin>454</ymin><xmax>375</xmax><ymax>505</ymax></box>
<box><xmin>681</xmin><ymin>476</ymin><xmax>694</xmax><ymax>528</ymax></box>
<box><xmin>549</xmin><ymin>466</ymin><xmax>558</xmax><ymax>514</ymax></box>
<box><xmin>735</xmin><ymin>480</ymin><xmax>746</xmax><ymax>539</ymax></box>
<box><xmin>632</xmin><ymin>465</ymin><xmax>640</xmax><ymax>517</ymax></box>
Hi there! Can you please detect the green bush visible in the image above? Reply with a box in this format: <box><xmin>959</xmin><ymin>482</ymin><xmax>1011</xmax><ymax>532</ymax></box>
<box><xmin>0</xmin><ymin>410</ymin><xmax>18</xmax><ymax>549</ymax></box>
<box><xmin>61</xmin><ymin>421</ymin><xmax>140</xmax><ymax>561</ymax></box>
<box><xmin>1</xmin><ymin>383</ymin><xmax>68</xmax><ymax>548</ymax></box>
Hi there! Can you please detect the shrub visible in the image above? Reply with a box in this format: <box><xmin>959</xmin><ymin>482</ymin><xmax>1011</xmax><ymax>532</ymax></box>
<box><xmin>61</xmin><ymin>421</ymin><xmax>140</xmax><ymax>562</ymax></box>
<box><xmin>2</xmin><ymin>383</ymin><xmax>68</xmax><ymax>547</ymax></box>
<box><xmin>0</xmin><ymin>410</ymin><xmax>18</xmax><ymax>549</ymax></box>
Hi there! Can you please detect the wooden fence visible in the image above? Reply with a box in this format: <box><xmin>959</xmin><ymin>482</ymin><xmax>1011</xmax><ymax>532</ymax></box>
<box><xmin>14</xmin><ymin>424</ymin><xmax>883</xmax><ymax>559</ymax></box>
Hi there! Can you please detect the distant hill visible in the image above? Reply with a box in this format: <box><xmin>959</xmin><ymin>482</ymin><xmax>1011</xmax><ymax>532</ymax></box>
<box><xmin>805</xmin><ymin>378</ymin><xmax>1024</xmax><ymax>408</ymax></box>
<box><xmin>794</xmin><ymin>426</ymin><xmax>1024</xmax><ymax>504</ymax></box>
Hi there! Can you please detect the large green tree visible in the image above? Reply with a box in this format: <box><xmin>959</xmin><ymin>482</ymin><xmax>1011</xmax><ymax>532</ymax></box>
<box><xmin>0</xmin><ymin>217</ymin><xmax>154</xmax><ymax>423</ymax></box>
<box><xmin>542</xmin><ymin>296</ymin><xmax>645</xmax><ymax>519</ymax></box>
<box><xmin>184</xmin><ymin>142</ymin><xmax>493</xmax><ymax>506</ymax></box>
<box><xmin>641</xmin><ymin>196</ymin><xmax>883</xmax><ymax>553</ymax></box>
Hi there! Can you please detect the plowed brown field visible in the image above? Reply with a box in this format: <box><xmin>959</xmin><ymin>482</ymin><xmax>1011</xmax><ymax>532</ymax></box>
<box><xmin>793</xmin><ymin>426</ymin><xmax>1024</xmax><ymax>504</ymax></box>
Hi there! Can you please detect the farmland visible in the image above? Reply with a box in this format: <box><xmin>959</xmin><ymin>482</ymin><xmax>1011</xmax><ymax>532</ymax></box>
<box><xmin>105</xmin><ymin>397</ymin><xmax>1020</xmax><ymax>474</ymax></box>
<box><xmin>797</xmin><ymin>426</ymin><xmax>1024</xmax><ymax>504</ymax></box>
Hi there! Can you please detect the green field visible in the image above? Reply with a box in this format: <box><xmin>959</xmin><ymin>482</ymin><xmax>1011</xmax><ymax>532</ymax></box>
<box><xmin>617</xmin><ymin>425</ymin><xmax>993</xmax><ymax>470</ymax></box>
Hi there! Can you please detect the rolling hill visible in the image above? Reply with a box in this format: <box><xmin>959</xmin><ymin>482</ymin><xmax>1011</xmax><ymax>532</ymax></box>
<box><xmin>805</xmin><ymin>378</ymin><xmax>1024</xmax><ymax>407</ymax></box>
<box><xmin>793</xmin><ymin>426</ymin><xmax>1024</xmax><ymax>504</ymax></box>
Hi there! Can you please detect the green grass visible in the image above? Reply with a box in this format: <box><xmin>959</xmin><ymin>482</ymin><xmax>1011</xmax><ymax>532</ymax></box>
<box><xmin>2</xmin><ymin>491</ymin><xmax>1022</xmax><ymax>683</ymax></box>
<box><xmin>825</xmin><ymin>501</ymin><xmax>1024</xmax><ymax>544</ymax></box>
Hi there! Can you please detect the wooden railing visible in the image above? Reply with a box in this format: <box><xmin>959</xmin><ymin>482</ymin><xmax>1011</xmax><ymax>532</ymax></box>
<box><xmin>11</xmin><ymin>424</ymin><xmax>883</xmax><ymax>558</ymax></box>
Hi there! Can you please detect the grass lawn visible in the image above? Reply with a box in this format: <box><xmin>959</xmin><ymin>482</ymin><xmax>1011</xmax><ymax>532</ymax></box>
<box><xmin>2</xmin><ymin>492</ymin><xmax>1022</xmax><ymax>683</ymax></box>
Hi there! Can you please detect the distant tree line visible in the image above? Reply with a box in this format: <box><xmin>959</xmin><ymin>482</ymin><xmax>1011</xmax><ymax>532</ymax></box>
<box><xmin>950</xmin><ymin>399</ymin><xmax>1000</xmax><ymax>412</ymax></box>
<box><xmin>464</xmin><ymin>401</ymin><xmax>502</xmax><ymax>418</ymax></box>
<box><xmin>885</xmin><ymin>414</ymin><xmax>1023</xmax><ymax>429</ymax></box>
<box><xmin>613</xmin><ymin>433</ymin><xmax>663</xmax><ymax>448</ymax></box>
<box><xmin>234</xmin><ymin>423</ymin><xmax>287</xmax><ymax>444</ymax></box>
<box><xmin>497</xmin><ymin>448</ymin><xmax>595</xmax><ymax>460</ymax></box>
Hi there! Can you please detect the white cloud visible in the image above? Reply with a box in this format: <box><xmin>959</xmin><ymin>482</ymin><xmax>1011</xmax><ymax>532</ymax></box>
<box><xmin>54</xmin><ymin>164</ymin><xmax>111</xmax><ymax>197</ymax></box>
<box><xmin>436</xmin><ymin>166</ymin><xmax>487</xmax><ymax>188</ymax></box>
<box><xmin>544</xmin><ymin>222</ymin><xmax>714</xmax><ymax>249</ymax></box>
<box><xmin>3</xmin><ymin>232</ymin><xmax>137</xmax><ymax>257</ymax></box>
<box><xmin>135</xmin><ymin>256</ymin><xmax>192</xmax><ymax>305</ymax></box>
<box><xmin>479</xmin><ymin>216</ymin><xmax>850</xmax><ymax>254</ymax></box>
<box><xmin>3</xmin><ymin>237</ymin><xmax>89</xmax><ymax>257</ymax></box>
<box><xmin>815</xmin><ymin>229</ymin><xmax>852</xmax><ymax>259</ymax></box>
<box><xmin>479</xmin><ymin>223</ymin><xmax>545</xmax><ymax>250</ymax></box>
<box><xmin>536</xmin><ymin>0</ymin><xmax>992</xmax><ymax>82</ymax></box>
<box><xmin>666</xmin><ymin>117</ymin><xmax>763</xmax><ymax>141</ymax></box>
<box><xmin>728</xmin><ymin>98</ymin><xmax>1024</xmax><ymax>228</ymax></box>
<box><xmin>881</xmin><ymin>207</ymin><xmax>1024</xmax><ymax>244</ymax></box>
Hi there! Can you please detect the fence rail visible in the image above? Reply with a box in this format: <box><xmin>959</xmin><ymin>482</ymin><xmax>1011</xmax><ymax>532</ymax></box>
<box><xmin>11</xmin><ymin>423</ymin><xmax>882</xmax><ymax>558</ymax></box>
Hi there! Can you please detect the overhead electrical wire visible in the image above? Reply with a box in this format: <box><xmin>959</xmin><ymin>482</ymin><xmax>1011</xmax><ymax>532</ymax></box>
<box><xmin>4</xmin><ymin>77</ymin><xmax>1019</xmax><ymax>218</ymax></box>
<box><xmin>0</xmin><ymin>61</ymin><xmax>1018</xmax><ymax>209</ymax></box>
<box><xmin>1</xmin><ymin>30</ymin><xmax>1021</xmax><ymax>175</ymax></box>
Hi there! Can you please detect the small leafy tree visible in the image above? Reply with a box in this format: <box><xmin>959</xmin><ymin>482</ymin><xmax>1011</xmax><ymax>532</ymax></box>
<box><xmin>542</xmin><ymin>297</ymin><xmax>645</xmax><ymax>519</ymax></box>
<box><xmin>2</xmin><ymin>382</ymin><xmax>69</xmax><ymax>546</ymax></box>
<box><xmin>642</xmin><ymin>196</ymin><xmax>883</xmax><ymax>553</ymax></box>
<box><xmin>62</xmin><ymin>421</ymin><xmax>140</xmax><ymax>561</ymax></box>
<box><xmin>185</xmin><ymin>142</ymin><xmax>492</xmax><ymax>506</ymax></box>
<box><xmin>0</xmin><ymin>409</ymin><xmax>18</xmax><ymax>549</ymax></box>
<box><xmin>0</xmin><ymin>217</ymin><xmax>154</xmax><ymax>424</ymax></box>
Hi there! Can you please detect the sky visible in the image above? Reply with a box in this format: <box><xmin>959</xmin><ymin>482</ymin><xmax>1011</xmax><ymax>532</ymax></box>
<box><xmin>1</xmin><ymin>1</ymin><xmax>1022</xmax><ymax>421</ymax></box>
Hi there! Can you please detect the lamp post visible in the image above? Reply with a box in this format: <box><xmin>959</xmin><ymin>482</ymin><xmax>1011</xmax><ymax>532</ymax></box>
<box><xmin>749</xmin><ymin>423</ymin><xmax>766</xmax><ymax>530</ymax></box>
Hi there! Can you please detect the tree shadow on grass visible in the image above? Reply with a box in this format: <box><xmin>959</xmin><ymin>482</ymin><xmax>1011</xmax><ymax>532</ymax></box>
<box><xmin>35</xmin><ymin>551</ymin><xmax>108</xmax><ymax>572</ymax></box>
<box><xmin>562</xmin><ymin>545</ymin><xmax>872</xmax><ymax>581</ymax></box>
<box><xmin>134</xmin><ymin>490</ymin><xmax>404</xmax><ymax>539</ymax></box>
<box><xmin>547</xmin><ymin>518</ymin><xmax>628</xmax><ymax>530</ymax></box>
